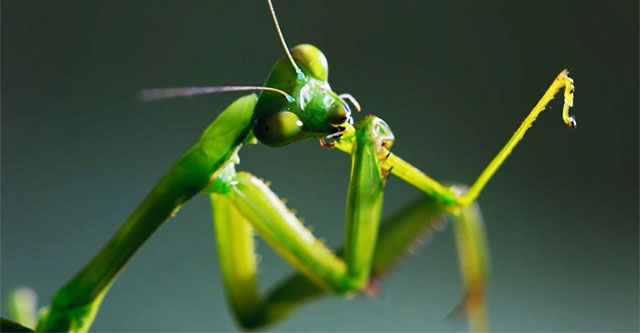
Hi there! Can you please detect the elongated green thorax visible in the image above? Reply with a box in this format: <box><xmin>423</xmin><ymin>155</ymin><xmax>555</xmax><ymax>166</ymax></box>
<box><xmin>37</xmin><ymin>95</ymin><xmax>258</xmax><ymax>332</ymax></box>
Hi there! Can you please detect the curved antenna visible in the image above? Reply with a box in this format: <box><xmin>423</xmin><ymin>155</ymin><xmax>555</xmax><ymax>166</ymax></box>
<box><xmin>339</xmin><ymin>93</ymin><xmax>362</xmax><ymax>112</ymax></box>
<box><xmin>139</xmin><ymin>86</ymin><xmax>294</xmax><ymax>103</ymax></box>
<box><xmin>267</xmin><ymin>0</ymin><xmax>305</xmax><ymax>80</ymax></box>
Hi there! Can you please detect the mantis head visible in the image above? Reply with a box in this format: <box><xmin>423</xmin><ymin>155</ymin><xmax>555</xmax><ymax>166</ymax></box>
<box><xmin>252</xmin><ymin>44</ymin><xmax>358</xmax><ymax>147</ymax></box>
<box><xmin>139</xmin><ymin>0</ymin><xmax>360</xmax><ymax>148</ymax></box>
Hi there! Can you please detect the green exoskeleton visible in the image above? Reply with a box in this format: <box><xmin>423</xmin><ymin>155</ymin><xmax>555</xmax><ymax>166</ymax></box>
<box><xmin>7</xmin><ymin>1</ymin><xmax>576</xmax><ymax>331</ymax></box>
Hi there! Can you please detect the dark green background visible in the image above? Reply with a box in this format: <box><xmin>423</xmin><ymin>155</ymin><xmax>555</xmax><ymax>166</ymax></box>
<box><xmin>2</xmin><ymin>1</ymin><xmax>638</xmax><ymax>331</ymax></box>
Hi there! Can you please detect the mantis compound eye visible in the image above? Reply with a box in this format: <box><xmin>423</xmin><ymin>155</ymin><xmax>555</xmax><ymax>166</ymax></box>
<box><xmin>290</xmin><ymin>44</ymin><xmax>329</xmax><ymax>81</ymax></box>
<box><xmin>253</xmin><ymin>111</ymin><xmax>304</xmax><ymax>147</ymax></box>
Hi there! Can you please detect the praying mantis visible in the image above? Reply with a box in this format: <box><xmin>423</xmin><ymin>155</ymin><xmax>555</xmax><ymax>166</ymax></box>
<box><xmin>5</xmin><ymin>1</ymin><xmax>578</xmax><ymax>332</ymax></box>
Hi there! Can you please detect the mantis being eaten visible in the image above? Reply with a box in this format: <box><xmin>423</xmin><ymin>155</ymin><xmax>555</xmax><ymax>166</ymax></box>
<box><xmin>6</xmin><ymin>1</ymin><xmax>577</xmax><ymax>332</ymax></box>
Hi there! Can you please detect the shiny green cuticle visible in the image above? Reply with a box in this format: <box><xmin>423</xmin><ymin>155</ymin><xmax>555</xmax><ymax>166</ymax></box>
<box><xmin>7</xmin><ymin>1</ymin><xmax>577</xmax><ymax>332</ymax></box>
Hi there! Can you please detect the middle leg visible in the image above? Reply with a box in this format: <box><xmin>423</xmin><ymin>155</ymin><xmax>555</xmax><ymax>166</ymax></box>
<box><xmin>211</xmin><ymin>190</ymin><xmax>450</xmax><ymax>329</ymax></box>
<box><xmin>211</xmin><ymin>184</ymin><xmax>489</xmax><ymax>330</ymax></box>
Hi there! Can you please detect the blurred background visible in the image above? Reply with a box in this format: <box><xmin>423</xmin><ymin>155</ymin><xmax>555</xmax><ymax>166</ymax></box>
<box><xmin>2</xmin><ymin>1</ymin><xmax>637</xmax><ymax>331</ymax></box>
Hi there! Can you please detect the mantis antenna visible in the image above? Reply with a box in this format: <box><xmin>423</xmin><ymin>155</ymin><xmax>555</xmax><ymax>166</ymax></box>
<box><xmin>266</xmin><ymin>0</ymin><xmax>305</xmax><ymax>80</ymax></box>
<box><xmin>139</xmin><ymin>86</ymin><xmax>295</xmax><ymax>103</ymax></box>
<box><xmin>140</xmin><ymin>1</ymin><xmax>304</xmax><ymax>104</ymax></box>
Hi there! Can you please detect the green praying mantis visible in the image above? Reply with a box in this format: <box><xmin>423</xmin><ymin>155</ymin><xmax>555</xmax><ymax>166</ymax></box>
<box><xmin>5</xmin><ymin>1</ymin><xmax>578</xmax><ymax>331</ymax></box>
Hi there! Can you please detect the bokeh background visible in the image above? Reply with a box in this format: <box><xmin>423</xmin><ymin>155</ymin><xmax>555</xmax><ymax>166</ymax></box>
<box><xmin>2</xmin><ymin>1</ymin><xmax>638</xmax><ymax>331</ymax></box>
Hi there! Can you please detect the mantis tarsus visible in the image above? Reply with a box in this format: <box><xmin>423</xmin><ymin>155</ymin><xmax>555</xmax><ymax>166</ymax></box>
<box><xmin>7</xmin><ymin>1</ymin><xmax>577</xmax><ymax>331</ymax></box>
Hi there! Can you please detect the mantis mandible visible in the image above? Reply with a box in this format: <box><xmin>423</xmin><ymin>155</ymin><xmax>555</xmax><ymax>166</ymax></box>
<box><xmin>7</xmin><ymin>1</ymin><xmax>577</xmax><ymax>331</ymax></box>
